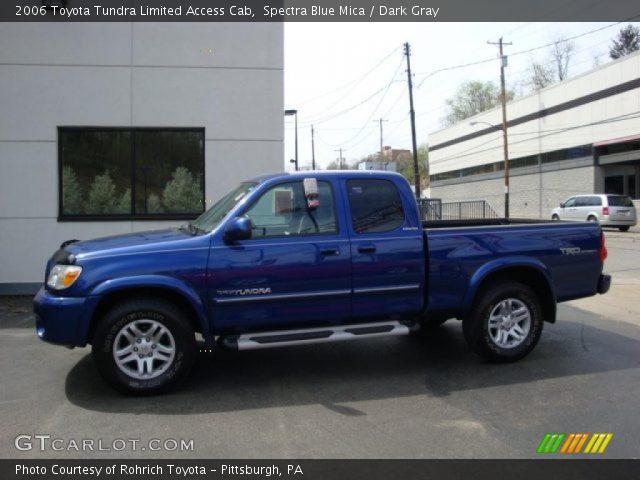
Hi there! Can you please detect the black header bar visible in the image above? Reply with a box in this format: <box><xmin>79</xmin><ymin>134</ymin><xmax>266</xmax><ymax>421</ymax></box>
<box><xmin>3</xmin><ymin>0</ymin><xmax>640</xmax><ymax>22</ymax></box>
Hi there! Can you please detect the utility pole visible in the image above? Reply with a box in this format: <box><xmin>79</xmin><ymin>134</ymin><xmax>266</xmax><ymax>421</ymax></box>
<box><xmin>311</xmin><ymin>125</ymin><xmax>316</xmax><ymax>170</ymax></box>
<box><xmin>374</xmin><ymin>118</ymin><xmax>388</xmax><ymax>161</ymax></box>
<box><xmin>488</xmin><ymin>37</ymin><xmax>512</xmax><ymax>218</ymax></box>
<box><xmin>404</xmin><ymin>42</ymin><xmax>421</xmax><ymax>199</ymax></box>
<box><xmin>334</xmin><ymin>148</ymin><xmax>345</xmax><ymax>170</ymax></box>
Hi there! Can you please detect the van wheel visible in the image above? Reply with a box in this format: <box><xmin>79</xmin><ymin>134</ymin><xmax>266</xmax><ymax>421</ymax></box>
<box><xmin>463</xmin><ymin>281</ymin><xmax>543</xmax><ymax>362</ymax></box>
<box><xmin>551</xmin><ymin>214</ymin><xmax>560</xmax><ymax>221</ymax></box>
<box><xmin>619</xmin><ymin>226</ymin><xmax>630</xmax><ymax>232</ymax></box>
<box><xmin>587</xmin><ymin>215</ymin><xmax>598</xmax><ymax>222</ymax></box>
<box><xmin>92</xmin><ymin>297</ymin><xmax>196</xmax><ymax>394</ymax></box>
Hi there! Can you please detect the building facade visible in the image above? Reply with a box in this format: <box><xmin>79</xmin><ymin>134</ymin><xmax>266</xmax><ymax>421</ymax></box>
<box><xmin>0</xmin><ymin>23</ymin><xmax>284</xmax><ymax>293</ymax></box>
<box><xmin>428</xmin><ymin>51</ymin><xmax>640</xmax><ymax>218</ymax></box>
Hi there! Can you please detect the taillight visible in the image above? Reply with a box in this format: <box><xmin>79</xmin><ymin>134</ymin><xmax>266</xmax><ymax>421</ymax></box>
<box><xmin>602</xmin><ymin>207</ymin><xmax>609</xmax><ymax>216</ymax></box>
<box><xmin>600</xmin><ymin>231</ymin><xmax>608</xmax><ymax>263</ymax></box>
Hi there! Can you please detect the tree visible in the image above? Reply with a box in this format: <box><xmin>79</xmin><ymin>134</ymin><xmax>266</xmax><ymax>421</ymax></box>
<box><xmin>146</xmin><ymin>193</ymin><xmax>164</xmax><ymax>213</ymax></box>
<box><xmin>443</xmin><ymin>81</ymin><xmax>513</xmax><ymax>126</ymax></box>
<box><xmin>550</xmin><ymin>37</ymin><xmax>575</xmax><ymax>81</ymax></box>
<box><xmin>609</xmin><ymin>24</ymin><xmax>640</xmax><ymax>59</ymax></box>
<box><xmin>163</xmin><ymin>167</ymin><xmax>203</xmax><ymax>213</ymax></box>
<box><xmin>116</xmin><ymin>189</ymin><xmax>131</xmax><ymax>214</ymax></box>
<box><xmin>396</xmin><ymin>144</ymin><xmax>430</xmax><ymax>190</ymax></box>
<box><xmin>87</xmin><ymin>170</ymin><xmax>119</xmax><ymax>214</ymax></box>
<box><xmin>529</xmin><ymin>61</ymin><xmax>555</xmax><ymax>90</ymax></box>
<box><xmin>62</xmin><ymin>166</ymin><xmax>83</xmax><ymax>214</ymax></box>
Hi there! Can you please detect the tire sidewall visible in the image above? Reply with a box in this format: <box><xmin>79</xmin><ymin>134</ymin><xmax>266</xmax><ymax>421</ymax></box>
<box><xmin>93</xmin><ymin>303</ymin><xmax>194</xmax><ymax>394</ymax></box>
<box><xmin>473</xmin><ymin>283</ymin><xmax>543</xmax><ymax>361</ymax></box>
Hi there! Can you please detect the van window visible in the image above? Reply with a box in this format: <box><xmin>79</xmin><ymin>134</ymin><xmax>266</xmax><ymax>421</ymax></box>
<box><xmin>607</xmin><ymin>195</ymin><xmax>634</xmax><ymax>207</ymax></box>
<box><xmin>347</xmin><ymin>179</ymin><xmax>405</xmax><ymax>233</ymax></box>
<box><xmin>579</xmin><ymin>196</ymin><xmax>602</xmax><ymax>207</ymax></box>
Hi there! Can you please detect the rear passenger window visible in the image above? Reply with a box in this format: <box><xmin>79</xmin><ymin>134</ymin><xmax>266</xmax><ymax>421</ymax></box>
<box><xmin>347</xmin><ymin>179</ymin><xmax>405</xmax><ymax>233</ymax></box>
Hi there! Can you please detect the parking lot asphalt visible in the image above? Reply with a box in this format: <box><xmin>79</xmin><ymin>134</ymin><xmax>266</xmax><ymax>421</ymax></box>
<box><xmin>1</xmin><ymin>227</ymin><xmax>639</xmax><ymax>459</ymax></box>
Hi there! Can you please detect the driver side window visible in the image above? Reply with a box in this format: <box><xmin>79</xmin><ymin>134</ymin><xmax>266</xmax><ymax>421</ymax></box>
<box><xmin>244</xmin><ymin>181</ymin><xmax>337</xmax><ymax>238</ymax></box>
<box><xmin>564</xmin><ymin>197</ymin><xmax>576</xmax><ymax>208</ymax></box>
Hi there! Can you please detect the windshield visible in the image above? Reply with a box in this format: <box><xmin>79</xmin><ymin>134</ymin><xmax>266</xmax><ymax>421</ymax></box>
<box><xmin>190</xmin><ymin>182</ymin><xmax>257</xmax><ymax>232</ymax></box>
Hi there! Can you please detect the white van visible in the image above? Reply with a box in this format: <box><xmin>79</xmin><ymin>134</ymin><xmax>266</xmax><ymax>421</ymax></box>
<box><xmin>551</xmin><ymin>194</ymin><xmax>637</xmax><ymax>232</ymax></box>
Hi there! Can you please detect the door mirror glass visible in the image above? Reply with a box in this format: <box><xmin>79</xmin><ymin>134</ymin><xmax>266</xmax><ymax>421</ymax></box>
<box><xmin>223</xmin><ymin>216</ymin><xmax>252</xmax><ymax>243</ymax></box>
<box><xmin>303</xmin><ymin>178</ymin><xmax>320</xmax><ymax>210</ymax></box>
<box><xmin>560</xmin><ymin>202</ymin><xmax>565</xmax><ymax>208</ymax></box>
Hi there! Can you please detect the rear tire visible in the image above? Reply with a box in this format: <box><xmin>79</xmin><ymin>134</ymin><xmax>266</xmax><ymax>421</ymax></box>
<box><xmin>463</xmin><ymin>281</ymin><xmax>543</xmax><ymax>362</ymax></box>
<box><xmin>92</xmin><ymin>297</ymin><xmax>196</xmax><ymax>394</ymax></box>
<box><xmin>587</xmin><ymin>215</ymin><xmax>598</xmax><ymax>223</ymax></box>
<box><xmin>619</xmin><ymin>226</ymin><xmax>630</xmax><ymax>232</ymax></box>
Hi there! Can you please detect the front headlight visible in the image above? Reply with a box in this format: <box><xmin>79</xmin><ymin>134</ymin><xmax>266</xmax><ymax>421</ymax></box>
<box><xmin>47</xmin><ymin>265</ymin><xmax>82</xmax><ymax>290</ymax></box>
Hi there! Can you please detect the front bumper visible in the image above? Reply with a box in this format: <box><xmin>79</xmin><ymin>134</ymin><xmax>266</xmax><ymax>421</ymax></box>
<box><xmin>597</xmin><ymin>274</ymin><xmax>611</xmax><ymax>295</ymax></box>
<box><xmin>33</xmin><ymin>287</ymin><xmax>99</xmax><ymax>347</ymax></box>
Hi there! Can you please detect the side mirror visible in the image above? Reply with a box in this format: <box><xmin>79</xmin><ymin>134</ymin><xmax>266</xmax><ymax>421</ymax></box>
<box><xmin>223</xmin><ymin>217</ymin><xmax>252</xmax><ymax>243</ymax></box>
<box><xmin>559</xmin><ymin>202</ymin><xmax>565</xmax><ymax>208</ymax></box>
<box><xmin>303</xmin><ymin>177</ymin><xmax>320</xmax><ymax>210</ymax></box>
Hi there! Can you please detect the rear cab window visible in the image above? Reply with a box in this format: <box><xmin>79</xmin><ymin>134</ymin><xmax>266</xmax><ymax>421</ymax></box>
<box><xmin>347</xmin><ymin>179</ymin><xmax>405</xmax><ymax>233</ymax></box>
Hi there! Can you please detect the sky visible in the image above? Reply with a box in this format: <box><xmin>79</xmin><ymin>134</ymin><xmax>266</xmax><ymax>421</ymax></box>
<box><xmin>283</xmin><ymin>21</ymin><xmax>640</xmax><ymax>170</ymax></box>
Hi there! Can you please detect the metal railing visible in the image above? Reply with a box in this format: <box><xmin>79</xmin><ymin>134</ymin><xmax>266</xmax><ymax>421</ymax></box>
<box><xmin>418</xmin><ymin>199</ymin><xmax>498</xmax><ymax>221</ymax></box>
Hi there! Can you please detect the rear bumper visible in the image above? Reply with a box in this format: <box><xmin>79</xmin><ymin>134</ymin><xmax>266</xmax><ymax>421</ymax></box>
<box><xmin>33</xmin><ymin>287</ymin><xmax>99</xmax><ymax>347</ymax></box>
<box><xmin>597</xmin><ymin>274</ymin><xmax>611</xmax><ymax>295</ymax></box>
<box><xmin>600</xmin><ymin>217</ymin><xmax>637</xmax><ymax>226</ymax></box>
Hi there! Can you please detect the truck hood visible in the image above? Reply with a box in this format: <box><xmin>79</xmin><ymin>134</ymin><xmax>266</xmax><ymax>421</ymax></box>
<box><xmin>63</xmin><ymin>228</ymin><xmax>201</xmax><ymax>259</ymax></box>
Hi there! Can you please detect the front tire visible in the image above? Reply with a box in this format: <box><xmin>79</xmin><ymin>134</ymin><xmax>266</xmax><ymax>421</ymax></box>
<box><xmin>551</xmin><ymin>214</ymin><xmax>560</xmax><ymax>221</ymax></box>
<box><xmin>619</xmin><ymin>226</ymin><xmax>630</xmax><ymax>232</ymax></box>
<box><xmin>92</xmin><ymin>297</ymin><xmax>196</xmax><ymax>394</ymax></box>
<box><xmin>463</xmin><ymin>281</ymin><xmax>543</xmax><ymax>362</ymax></box>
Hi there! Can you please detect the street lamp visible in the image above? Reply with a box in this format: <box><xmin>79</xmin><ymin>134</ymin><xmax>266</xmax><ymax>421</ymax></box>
<box><xmin>285</xmin><ymin>109</ymin><xmax>298</xmax><ymax>171</ymax></box>
<box><xmin>470</xmin><ymin>120</ymin><xmax>510</xmax><ymax>218</ymax></box>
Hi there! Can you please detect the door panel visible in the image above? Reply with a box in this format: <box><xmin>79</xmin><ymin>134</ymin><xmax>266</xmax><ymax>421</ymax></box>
<box><xmin>208</xmin><ymin>179</ymin><xmax>351</xmax><ymax>333</ymax></box>
<box><xmin>345</xmin><ymin>178</ymin><xmax>425</xmax><ymax>319</ymax></box>
<box><xmin>209</xmin><ymin>237</ymin><xmax>351</xmax><ymax>332</ymax></box>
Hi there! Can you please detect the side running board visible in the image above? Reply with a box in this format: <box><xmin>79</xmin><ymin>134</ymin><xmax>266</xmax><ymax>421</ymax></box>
<box><xmin>218</xmin><ymin>320</ymin><xmax>416</xmax><ymax>351</ymax></box>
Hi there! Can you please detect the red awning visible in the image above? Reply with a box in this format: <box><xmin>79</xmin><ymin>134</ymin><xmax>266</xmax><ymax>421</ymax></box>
<box><xmin>593</xmin><ymin>133</ymin><xmax>640</xmax><ymax>147</ymax></box>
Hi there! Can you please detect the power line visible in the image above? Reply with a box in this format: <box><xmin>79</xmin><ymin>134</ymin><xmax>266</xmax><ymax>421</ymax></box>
<box><xmin>296</xmin><ymin>45</ymin><xmax>402</xmax><ymax>106</ymax></box>
<box><xmin>414</xmin><ymin>18</ymin><xmax>640</xmax><ymax>90</ymax></box>
<box><xmin>318</xmin><ymin>58</ymin><xmax>404</xmax><ymax>149</ymax></box>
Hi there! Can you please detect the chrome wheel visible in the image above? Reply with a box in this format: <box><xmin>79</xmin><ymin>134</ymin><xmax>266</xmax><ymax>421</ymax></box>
<box><xmin>488</xmin><ymin>298</ymin><xmax>531</xmax><ymax>349</ymax></box>
<box><xmin>113</xmin><ymin>319</ymin><xmax>176</xmax><ymax>379</ymax></box>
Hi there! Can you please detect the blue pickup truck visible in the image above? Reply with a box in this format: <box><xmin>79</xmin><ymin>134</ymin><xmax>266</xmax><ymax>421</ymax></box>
<box><xmin>34</xmin><ymin>171</ymin><xmax>610</xmax><ymax>393</ymax></box>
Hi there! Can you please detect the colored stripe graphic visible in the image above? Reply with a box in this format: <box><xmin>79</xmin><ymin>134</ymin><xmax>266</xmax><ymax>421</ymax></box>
<box><xmin>539</xmin><ymin>433</ymin><xmax>613</xmax><ymax>454</ymax></box>
<box><xmin>566</xmin><ymin>433</ymin><xmax>588</xmax><ymax>454</ymax></box>
<box><xmin>537</xmin><ymin>433</ymin><xmax>565</xmax><ymax>453</ymax></box>
<box><xmin>584</xmin><ymin>433</ymin><xmax>613</xmax><ymax>454</ymax></box>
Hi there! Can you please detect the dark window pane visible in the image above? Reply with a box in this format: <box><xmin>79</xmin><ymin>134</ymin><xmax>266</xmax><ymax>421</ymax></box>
<box><xmin>347</xmin><ymin>179</ymin><xmax>405</xmax><ymax>233</ymax></box>
<box><xmin>59</xmin><ymin>128</ymin><xmax>204</xmax><ymax>219</ymax></box>
<box><xmin>60</xmin><ymin>130</ymin><xmax>132</xmax><ymax>215</ymax></box>
<box><xmin>607</xmin><ymin>195</ymin><xmax>633</xmax><ymax>207</ymax></box>
<box><xmin>604</xmin><ymin>176</ymin><xmax>624</xmax><ymax>195</ymax></box>
<box><xmin>134</xmin><ymin>131</ymin><xmax>204</xmax><ymax>215</ymax></box>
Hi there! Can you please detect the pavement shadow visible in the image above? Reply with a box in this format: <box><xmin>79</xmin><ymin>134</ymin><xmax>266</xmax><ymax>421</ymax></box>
<box><xmin>65</xmin><ymin>311</ymin><xmax>640</xmax><ymax>415</ymax></box>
